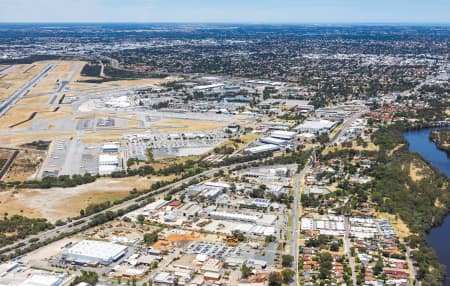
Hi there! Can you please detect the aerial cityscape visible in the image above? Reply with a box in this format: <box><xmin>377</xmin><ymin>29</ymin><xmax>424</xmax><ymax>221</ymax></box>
<box><xmin>0</xmin><ymin>1</ymin><xmax>449</xmax><ymax>286</ymax></box>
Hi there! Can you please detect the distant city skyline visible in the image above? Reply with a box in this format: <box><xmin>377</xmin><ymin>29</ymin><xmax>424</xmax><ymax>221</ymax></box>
<box><xmin>0</xmin><ymin>0</ymin><xmax>449</xmax><ymax>24</ymax></box>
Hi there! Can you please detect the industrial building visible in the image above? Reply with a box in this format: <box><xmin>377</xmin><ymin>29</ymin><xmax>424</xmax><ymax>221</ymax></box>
<box><xmin>98</xmin><ymin>165</ymin><xmax>118</xmax><ymax>176</ymax></box>
<box><xmin>270</xmin><ymin>130</ymin><xmax>297</xmax><ymax>140</ymax></box>
<box><xmin>98</xmin><ymin>154</ymin><xmax>120</xmax><ymax>175</ymax></box>
<box><xmin>294</xmin><ymin>119</ymin><xmax>337</xmax><ymax>134</ymax></box>
<box><xmin>259</xmin><ymin>136</ymin><xmax>288</xmax><ymax>146</ymax></box>
<box><xmin>19</xmin><ymin>274</ymin><xmax>66</xmax><ymax>286</ymax></box>
<box><xmin>61</xmin><ymin>240</ymin><xmax>128</xmax><ymax>266</ymax></box>
<box><xmin>102</xmin><ymin>142</ymin><xmax>119</xmax><ymax>153</ymax></box>
<box><xmin>98</xmin><ymin>154</ymin><xmax>119</xmax><ymax>166</ymax></box>
<box><xmin>244</xmin><ymin>144</ymin><xmax>280</xmax><ymax>155</ymax></box>
<box><xmin>209</xmin><ymin>211</ymin><xmax>258</xmax><ymax>224</ymax></box>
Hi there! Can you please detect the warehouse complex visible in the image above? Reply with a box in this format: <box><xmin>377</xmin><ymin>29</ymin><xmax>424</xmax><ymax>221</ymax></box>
<box><xmin>61</xmin><ymin>240</ymin><xmax>128</xmax><ymax>266</ymax></box>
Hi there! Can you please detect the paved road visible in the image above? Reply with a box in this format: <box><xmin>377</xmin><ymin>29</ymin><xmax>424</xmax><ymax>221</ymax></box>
<box><xmin>0</xmin><ymin>64</ymin><xmax>55</xmax><ymax>116</ymax></box>
<box><xmin>0</xmin><ymin>159</ymin><xmax>261</xmax><ymax>258</ymax></box>
<box><xmin>344</xmin><ymin>216</ymin><xmax>357</xmax><ymax>285</ymax></box>
<box><xmin>328</xmin><ymin>110</ymin><xmax>366</xmax><ymax>146</ymax></box>
<box><xmin>0</xmin><ymin>65</ymin><xmax>15</xmax><ymax>76</ymax></box>
<box><xmin>290</xmin><ymin>151</ymin><xmax>315</xmax><ymax>286</ymax></box>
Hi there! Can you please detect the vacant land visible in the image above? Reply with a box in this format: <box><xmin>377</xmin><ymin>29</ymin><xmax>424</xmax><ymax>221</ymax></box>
<box><xmin>151</xmin><ymin>119</ymin><xmax>227</xmax><ymax>132</ymax></box>
<box><xmin>2</xmin><ymin>148</ymin><xmax>46</xmax><ymax>182</ymax></box>
<box><xmin>103</xmin><ymin>77</ymin><xmax>174</xmax><ymax>88</ymax></box>
<box><xmin>0</xmin><ymin>175</ymin><xmax>177</xmax><ymax>222</ymax></box>
<box><xmin>374</xmin><ymin>211</ymin><xmax>411</xmax><ymax>239</ymax></box>
<box><xmin>322</xmin><ymin>140</ymin><xmax>379</xmax><ymax>155</ymax></box>
<box><xmin>0</xmin><ymin>106</ymin><xmax>56</xmax><ymax>129</ymax></box>
<box><xmin>0</xmin><ymin>131</ymin><xmax>75</xmax><ymax>147</ymax></box>
<box><xmin>17</xmin><ymin>95</ymin><xmax>52</xmax><ymax>105</ymax></box>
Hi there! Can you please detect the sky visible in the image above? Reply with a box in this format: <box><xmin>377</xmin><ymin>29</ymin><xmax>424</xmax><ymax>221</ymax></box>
<box><xmin>0</xmin><ymin>0</ymin><xmax>449</xmax><ymax>24</ymax></box>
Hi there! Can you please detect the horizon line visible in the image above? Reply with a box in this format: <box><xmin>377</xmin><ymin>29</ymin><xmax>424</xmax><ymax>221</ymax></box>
<box><xmin>0</xmin><ymin>21</ymin><xmax>450</xmax><ymax>26</ymax></box>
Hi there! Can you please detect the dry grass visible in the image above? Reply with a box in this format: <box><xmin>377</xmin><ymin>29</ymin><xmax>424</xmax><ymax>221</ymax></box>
<box><xmin>0</xmin><ymin>105</ymin><xmax>72</xmax><ymax>130</ymax></box>
<box><xmin>150</xmin><ymin>156</ymin><xmax>200</xmax><ymax>172</ymax></box>
<box><xmin>388</xmin><ymin>144</ymin><xmax>405</xmax><ymax>157</ymax></box>
<box><xmin>0</xmin><ymin>62</ymin><xmax>57</xmax><ymax>99</ymax></box>
<box><xmin>373</xmin><ymin>211</ymin><xmax>410</xmax><ymax>238</ymax></box>
<box><xmin>128</xmin><ymin>119</ymin><xmax>140</xmax><ymax>128</ymax></box>
<box><xmin>151</xmin><ymin>119</ymin><xmax>226</xmax><ymax>132</ymax></box>
<box><xmin>103</xmin><ymin>77</ymin><xmax>179</xmax><ymax>88</ymax></box>
<box><xmin>322</xmin><ymin>140</ymin><xmax>379</xmax><ymax>155</ymax></box>
<box><xmin>17</xmin><ymin>95</ymin><xmax>51</xmax><ymax>105</ymax></box>
<box><xmin>27</xmin><ymin>78</ymin><xmax>59</xmax><ymax>95</ymax></box>
<box><xmin>0</xmin><ymin>175</ymin><xmax>176</xmax><ymax>222</ymax></box>
<box><xmin>0</xmin><ymin>106</ymin><xmax>55</xmax><ymax>129</ymax></box>
<box><xmin>0</xmin><ymin>132</ymin><xmax>75</xmax><ymax>147</ymax></box>
<box><xmin>80</xmin><ymin>128</ymin><xmax>146</xmax><ymax>144</ymax></box>
<box><xmin>2</xmin><ymin>149</ymin><xmax>46</xmax><ymax>182</ymax></box>
<box><xmin>409</xmin><ymin>163</ymin><xmax>424</xmax><ymax>182</ymax></box>
<box><xmin>216</xmin><ymin>133</ymin><xmax>259</xmax><ymax>152</ymax></box>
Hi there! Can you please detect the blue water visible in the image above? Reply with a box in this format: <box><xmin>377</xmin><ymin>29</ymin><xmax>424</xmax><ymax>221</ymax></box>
<box><xmin>404</xmin><ymin>127</ymin><xmax>450</xmax><ymax>283</ymax></box>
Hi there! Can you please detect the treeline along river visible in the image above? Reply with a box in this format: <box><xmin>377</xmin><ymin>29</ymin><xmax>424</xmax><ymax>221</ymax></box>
<box><xmin>404</xmin><ymin>127</ymin><xmax>450</xmax><ymax>285</ymax></box>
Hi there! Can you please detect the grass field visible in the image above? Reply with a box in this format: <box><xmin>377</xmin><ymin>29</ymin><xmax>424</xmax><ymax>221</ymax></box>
<box><xmin>151</xmin><ymin>119</ymin><xmax>227</xmax><ymax>132</ymax></box>
<box><xmin>0</xmin><ymin>106</ymin><xmax>56</xmax><ymax>129</ymax></box>
<box><xmin>0</xmin><ymin>175</ymin><xmax>177</xmax><ymax>222</ymax></box>
<box><xmin>17</xmin><ymin>95</ymin><xmax>52</xmax><ymax>105</ymax></box>
<box><xmin>322</xmin><ymin>140</ymin><xmax>379</xmax><ymax>155</ymax></box>
<box><xmin>103</xmin><ymin>77</ymin><xmax>173</xmax><ymax>88</ymax></box>
<box><xmin>0</xmin><ymin>131</ymin><xmax>75</xmax><ymax>147</ymax></box>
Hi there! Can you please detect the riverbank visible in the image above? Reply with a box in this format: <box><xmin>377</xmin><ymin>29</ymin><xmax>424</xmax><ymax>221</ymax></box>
<box><xmin>430</xmin><ymin>129</ymin><xmax>450</xmax><ymax>156</ymax></box>
<box><xmin>371</xmin><ymin>123</ymin><xmax>450</xmax><ymax>284</ymax></box>
<box><xmin>403</xmin><ymin>127</ymin><xmax>450</xmax><ymax>285</ymax></box>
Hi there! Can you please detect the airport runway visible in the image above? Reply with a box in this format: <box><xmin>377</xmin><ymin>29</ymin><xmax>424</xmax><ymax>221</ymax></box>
<box><xmin>0</xmin><ymin>64</ymin><xmax>55</xmax><ymax>116</ymax></box>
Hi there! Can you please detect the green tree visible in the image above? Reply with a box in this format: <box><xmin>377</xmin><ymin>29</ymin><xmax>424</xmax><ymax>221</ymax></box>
<box><xmin>268</xmin><ymin>272</ymin><xmax>283</xmax><ymax>286</ymax></box>
<box><xmin>281</xmin><ymin>269</ymin><xmax>295</xmax><ymax>283</ymax></box>
<box><xmin>281</xmin><ymin>254</ymin><xmax>294</xmax><ymax>267</ymax></box>
<box><xmin>137</xmin><ymin>214</ymin><xmax>145</xmax><ymax>224</ymax></box>
<box><xmin>240</xmin><ymin>263</ymin><xmax>253</xmax><ymax>279</ymax></box>
<box><xmin>232</xmin><ymin>230</ymin><xmax>246</xmax><ymax>242</ymax></box>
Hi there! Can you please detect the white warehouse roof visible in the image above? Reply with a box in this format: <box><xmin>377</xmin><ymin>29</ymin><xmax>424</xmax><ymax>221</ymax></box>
<box><xmin>270</xmin><ymin>130</ymin><xmax>297</xmax><ymax>140</ymax></box>
<box><xmin>98</xmin><ymin>154</ymin><xmax>119</xmax><ymax>166</ymax></box>
<box><xmin>19</xmin><ymin>274</ymin><xmax>64</xmax><ymax>286</ymax></box>
<box><xmin>102</xmin><ymin>143</ymin><xmax>119</xmax><ymax>152</ymax></box>
<box><xmin>209</xmin><ymin>211</ymin><xmax>258</xmax><ymax>224</ymax></box>
<box><xmin>244</xmin><ymin>144</ymin><xmax>280</xmax><ymax>155</ymax></box>
<box><xmin>295</xmin><ymin>119</ymin><xmax>337</xmax><ymax>133</ymax></box>
<box><xmin>260</xmin><ymin>137</ymin><xmax>287</xmax><ymax>146</ymax></box>
<box><xmin>62</xmin><ymin>240</ymin><xmax>128</xmax><ymax>266</ymax></box>
<box><xmin>98</xmin><ymin>165</ymin><xmax>118</xmax><ymax>176</ymax></box>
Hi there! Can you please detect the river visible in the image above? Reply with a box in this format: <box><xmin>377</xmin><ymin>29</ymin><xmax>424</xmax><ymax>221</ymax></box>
<box><xmin>403</xmin><ymin>127</ymin><xmax>450</xmax><ymax>284</ymax></box>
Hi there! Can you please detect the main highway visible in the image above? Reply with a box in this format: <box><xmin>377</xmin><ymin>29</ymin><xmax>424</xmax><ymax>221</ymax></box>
<box><xmin>0</xmin><ymin>64</ymin><xmax>55</xmax><ymax>117</ymax></box>
<box><xmin>0</xmin><ymin>159</ymin><xmax>262</xmax><ymax>258</ymax></box>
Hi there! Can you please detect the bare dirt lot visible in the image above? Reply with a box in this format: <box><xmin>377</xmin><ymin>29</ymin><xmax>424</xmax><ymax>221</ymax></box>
<box><xmin>0</xmin><ymin>175</ymin><xmax>177</xmax><ymax>222</ymax></box>
<box><xmin>2</xmin><ymin>148</ymin><xmax>46</xmax><ymax>182</ymax></box>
